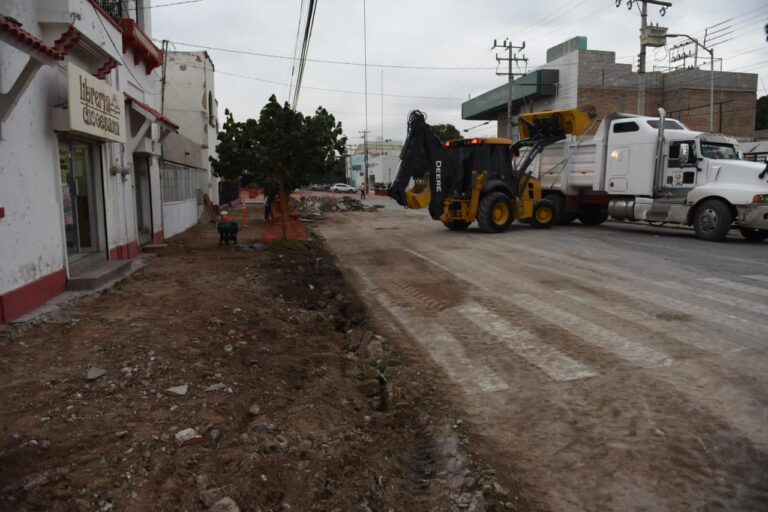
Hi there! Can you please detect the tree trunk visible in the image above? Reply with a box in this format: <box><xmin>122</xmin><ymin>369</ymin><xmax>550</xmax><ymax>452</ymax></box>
<box><xmin>277</xmin><ymin>178</ymin><xmax>288</xmax><ymax>241</ymax></box>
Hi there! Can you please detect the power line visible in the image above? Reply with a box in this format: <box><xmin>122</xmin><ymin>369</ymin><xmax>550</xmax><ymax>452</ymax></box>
<box><xmin>214</xmin><ymin>70</ymin><xmax>464</xmax><ymax>101</ymax></box>
<box><xmin>155</xmin><ymin>38</ymin><xmax>496</xmax><ymax>70</ymax></box>
<box><xmin>292</xmin><ymin>0</ymin><xmax>318</xmax><ymax>109</ymax></box>
<box><xmin>286</xmin><ymin>0</ymin><xmax>307</xmax><ymax>103</ymax></box>
<box><xmin>138</xmin><ymin>0</ymin><xmax>204</xmax><ymax>8</ymax></box>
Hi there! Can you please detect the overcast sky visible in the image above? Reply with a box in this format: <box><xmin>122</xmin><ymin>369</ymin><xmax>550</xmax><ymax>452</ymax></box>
<box><xmin>152</xmin><ymin>0</ymin><xmax>768</xmax><ymax>143</ymax></box>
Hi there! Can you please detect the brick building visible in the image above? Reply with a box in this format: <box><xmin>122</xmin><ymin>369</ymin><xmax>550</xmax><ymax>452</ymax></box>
<box><xmin>462</xmin><ymin>37</ymin><xmax>758</xmax><ymax>140</ymax></box>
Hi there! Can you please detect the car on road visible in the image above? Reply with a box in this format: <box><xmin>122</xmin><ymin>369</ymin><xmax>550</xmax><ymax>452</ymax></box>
<box><xmin>329</xmin><ymin>183</ymin><xmax>356</xmax><ymax>193</ymax></box>
<box><xmin>309</xmin><ymin>183</ymin><xmax>326</xmax><ymax>191</ymax></box>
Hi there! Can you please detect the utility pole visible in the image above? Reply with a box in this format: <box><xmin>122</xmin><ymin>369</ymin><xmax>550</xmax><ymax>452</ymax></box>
<box><xmin>666</xmin><ymin>33</ymin><xmax>715</xmax><ymax>132</ymax></box>
<box><xmin>617</xmin><ymin>0</ymin><xmax>671</xmax><ymax>115</ymax></box>
<box><xmin>362</xmin><ymin>0</ymin><xmax>370</xmax><ymax>192</ymax></box>
<box><xmin>359</xmin><ymin>130</ymin><xmax>370</xmax><ymax>189</ymax></box>
<box><xmin>492</xmin><ymin>39</ymin><xmax>527</xmax><ymax>140</ymax></box>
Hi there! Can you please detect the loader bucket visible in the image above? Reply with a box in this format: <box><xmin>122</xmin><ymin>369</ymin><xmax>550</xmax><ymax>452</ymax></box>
<box><xmin>518</xmin><ymin>108</ymin><xmax>592</xmax><ymax>140</ymax></box>
<box><xmin>405</xmin><ymin>178</ymin><xmax>431</xmax><ymax>209</ymax></box>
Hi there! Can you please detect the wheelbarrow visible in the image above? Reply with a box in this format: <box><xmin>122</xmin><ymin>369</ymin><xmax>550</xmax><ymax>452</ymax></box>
<box><xmin>217</xmin><ymin>220</ymin><xmax>239</xmax><ymax>245</ymax></box>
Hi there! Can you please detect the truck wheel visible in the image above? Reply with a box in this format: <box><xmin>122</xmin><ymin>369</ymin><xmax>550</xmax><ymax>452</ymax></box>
<box><xmin>693</xmin><ymin>199</ymin><xmax>733</xmax><ymax>241</ymax></box>
<box><xmin>577</xmin><ymin>205</ymin><xmax>608</xmax><ymax>226</ymax></box>
<box><xmin>442</xmin><ymin>220</ymin><xmax>470</xmax><ymax>231</ymax></box>
<box><xmin>545</xmin><ymin>194</ymin><xmax>566</xmax><ymax>224</ymax></box>
<box><xmin>739</xmin><ymin>227</ymin><xmax>768</xmax><ymax>242</ymax></box>
<box><xmin>477</xmin><ymin>192</ymin><xmax>514</xmax><ymax>233</ymax></box>
<box><xmin>531</xmin><ymin>199</ymin><xmax>555</xmax><ymax>229</ymax></box>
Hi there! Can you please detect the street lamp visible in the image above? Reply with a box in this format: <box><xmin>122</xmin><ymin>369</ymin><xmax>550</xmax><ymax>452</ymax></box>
<box><xmin>666</xmin><ymin>33</ymin><xmax>715</xmax><ymax>132</ymax></box>
<box><xmin>463</xmin><ymin>121</ymin><xmax>490</xmax><ymax>133</ymax></box>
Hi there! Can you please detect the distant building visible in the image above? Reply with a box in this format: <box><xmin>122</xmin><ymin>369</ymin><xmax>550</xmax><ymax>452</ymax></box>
<box><xmin>462</xmin><ymin>36</ymin><xmax>758</xmax><ymax>140</ymax></box>
<box><xmin>161</xmin><ymin>50</ymin><xmax>222</xmax><ymax>237</ymax></box>
<box><xmin>347</xmin><ymin>139</ymin><xmax>402</xmax><ymax>188</ymax></box>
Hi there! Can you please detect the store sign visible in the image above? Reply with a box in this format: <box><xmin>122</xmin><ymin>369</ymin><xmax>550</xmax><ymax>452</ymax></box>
<box><xmin>67</xmin><ymin>62</ymin><xmax>126</xmax><ymax>143</ymax></box>
<box><xmin>641</xmin><ymin>25</ymin><xmax>668</xmax><ymax>48</ymax></box>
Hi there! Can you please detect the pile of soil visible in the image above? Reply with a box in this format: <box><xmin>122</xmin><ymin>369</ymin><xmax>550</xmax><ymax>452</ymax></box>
<box><xmin>0</xmin><ymin>216</ymin><xmax>521</xmax><ymax>511</ymax></box>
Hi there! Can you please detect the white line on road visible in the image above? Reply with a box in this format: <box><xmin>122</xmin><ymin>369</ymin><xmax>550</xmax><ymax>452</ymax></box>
<box><xmin>511</xmin><ymin>294</ymin><xmax>674</xmax><ymax>369</ymax></box>
<box><xmin>455</xmin><ymin>302</ymin><xmax>598</xmax><ymax>382</ymax></box>
<box><xmin>404</xmin><ymin>247</ymin><xmax>674</xmax><ymax>369</ymax></box>
<box><xmin>700</xmin><ymin>277</ymin><xmax>768</xmax><ymax>298</ymax></box>
<box><xmin>351</xmin><ymin>267</ymin><xmax>509</xmax><ymax>394</ymax></box>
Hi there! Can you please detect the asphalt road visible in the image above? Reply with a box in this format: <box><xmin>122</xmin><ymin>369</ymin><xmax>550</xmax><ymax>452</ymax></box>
<box><xmin>317</xmin><ymin>210</ymin><xmax>768</xmax><ymax>512</ymax></box>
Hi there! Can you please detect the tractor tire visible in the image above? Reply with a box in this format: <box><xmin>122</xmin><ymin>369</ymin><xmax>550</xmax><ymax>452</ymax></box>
<box><xmin>531</xmin><ymin>199</ymin><xmax>555</xmax><ymax>229</ymax></box>
<box><xmin>577</xmin><ymin>205</ymin><xmax>609</xmax><ymax>226</ymax></box>
<box><xmin>738</xmin><ymin>227</ymin><xmax>768</xmax><ymax>242</ymax></box>
<box><xmin>693</xmin><ymin>199</ymin><xmax>732</xmax><ymax>242</ymax></box>
<box><xmin>544</xmin><ymin>194</ymin><xmax>563</xmax><ymax>224</ymax></box>
<box><xmin>477</xmin><ymin>192</ymin><xmax>514</xmax><ymax>233</ymax></box>
<box><xmin>442</xmin><ymin>220</ymin><xmax>470</xmax><ymax>231</ymax></box>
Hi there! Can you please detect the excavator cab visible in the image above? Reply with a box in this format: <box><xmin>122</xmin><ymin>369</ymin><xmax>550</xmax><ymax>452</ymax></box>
<box><xmin>388</xmin><ymin>108</ymin><xmax>592</xmax><ymax>233</ymax></box>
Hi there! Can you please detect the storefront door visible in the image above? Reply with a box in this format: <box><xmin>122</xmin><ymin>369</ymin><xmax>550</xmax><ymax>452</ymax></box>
<box><xmin>134</xmin><ymin>155</ymin><xmax>152</xmax><ymax>245</ymax></box>
<box><xmin>59</xmin><ymin>142</ymin><xmax>97</xmax><ymax>258</ymax></box>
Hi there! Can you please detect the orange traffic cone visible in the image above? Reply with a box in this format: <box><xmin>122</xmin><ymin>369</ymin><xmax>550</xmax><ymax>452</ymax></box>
<box><xmin>242</xmin><ymin>204</ymin><xmax>248</xmax><ymax>227</ymax></box>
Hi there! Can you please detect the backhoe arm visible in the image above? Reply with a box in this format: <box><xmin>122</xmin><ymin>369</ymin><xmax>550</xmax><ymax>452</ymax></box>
<box><xmin>387</xmin><ymin>110</ymin><xmax>456</xmax><ymax>218</ymax></box>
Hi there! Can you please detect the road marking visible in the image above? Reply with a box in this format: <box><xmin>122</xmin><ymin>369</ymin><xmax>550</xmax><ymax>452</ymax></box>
<box><xmin>511</xmin><ymin>295</ymin><xmax>673</xmax><ymax>368</ymax></box>
<box><xmin>455</xmin><ymin>302</ymin><xmax>598</xmax><ymax>382</ymax></box>
<box><xmin>745</xmin><ymin>275</ymin><xmax>768</xmax><ymax>284</ymax></box>
<box><xmin>700</xmin><ymin>277</ymin><xmax>768</xmax><ymax>299</ymax></box>
<box><xmin>555</xmin><ymin>289</ymin><xmax>743</xmax><ymax>354</ymax></box>
<box><xmin>352</xmin><ymin>267</ymin><xmax>509</xmax><ymax>394</ymax></box>
<box><xmin>406</xmin><ymin>246</ymin><xmax>677</xmax><ymax>367</ymax></box>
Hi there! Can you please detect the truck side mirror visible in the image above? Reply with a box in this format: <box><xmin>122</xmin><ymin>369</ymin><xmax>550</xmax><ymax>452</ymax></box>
<box><xmin>679</xmin><ymin>143</ymin><xmax>691</xmax><ymax>165</ymax></box>
<box><xmin>737</xmin><ymin>151</ymin><xmax>744</xmax><ymax>160</ymax></box>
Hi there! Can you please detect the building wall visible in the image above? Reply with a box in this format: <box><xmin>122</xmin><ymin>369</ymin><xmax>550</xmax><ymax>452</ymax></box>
<box><xmin>487</xmin><ymin>47</ymin><xmax>757</xmax><ymax>140</ymax></box>
<box><xmin>0</xmin><ymin>0</ymin><xmax>164</xmax><ymax>321</ymax></box>
<box><xmin>163</xmin><ymin>51</ymin><xmax>219</xmax><ymax>203</ymax></box>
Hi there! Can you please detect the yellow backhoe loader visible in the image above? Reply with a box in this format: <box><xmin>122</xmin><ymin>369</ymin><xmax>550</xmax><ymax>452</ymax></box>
<box><xmin>387</xmin><ymin>108</ymin><xmax>592</xmax><ymax>232</ymax></box>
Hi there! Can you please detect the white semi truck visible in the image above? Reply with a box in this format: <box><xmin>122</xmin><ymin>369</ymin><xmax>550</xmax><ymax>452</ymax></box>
<box><xmin>527</xmin><ymin>108</ymin><xmax>768</xmax><ymax>241</ymax></box>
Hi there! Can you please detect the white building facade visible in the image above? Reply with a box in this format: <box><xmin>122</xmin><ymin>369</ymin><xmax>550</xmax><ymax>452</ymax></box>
<box><xmin>347</xmin><ymin>139</ymin><xmax>402</xmax><ymax>189</ymax></box>
<box><xmin>0</xmin><ymin>0</ymin><xmax>175</xmax><ymax>322</ymax></box>
<box><xmin>158</xmin><ymin>50</ymin><xmax>222</xmax><ymax>237</ymax></box>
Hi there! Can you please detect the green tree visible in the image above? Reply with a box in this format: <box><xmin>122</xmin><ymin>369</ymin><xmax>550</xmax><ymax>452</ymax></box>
<box><xmin>431</xmin><ymin>123</ymin><xmax>462</xmax><ymax>141</ymax></box>
<box><xmin>756</xmin><ymin>95</ymin><xmax>768</xmax><ymax>131</ymax></box>
<box><xmin>211</xmin><ymin>96</ymin><xmax>347</xmax><ymax>239</ymax></box>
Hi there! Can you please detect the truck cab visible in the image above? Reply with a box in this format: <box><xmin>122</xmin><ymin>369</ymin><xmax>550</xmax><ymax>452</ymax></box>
<box><xmin>531</xmin><ymin>109</ymin><xmax>768</xmax><ymax>241</ymax></box>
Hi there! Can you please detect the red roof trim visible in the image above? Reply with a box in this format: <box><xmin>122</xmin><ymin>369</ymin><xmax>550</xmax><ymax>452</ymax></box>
<box><xmin>124</xmin><ymin>93</ymin><xmax>180</xmax><ymax>130</ymax></box>
<box><xmin>86</xmin><ymin>0</ymin><xmax>123</xmax><ymax>31</ymax></box>
<box><xmin>118</xmin><ymin>19</ymin><xmax>163</xmax><ymax>74</ymax></box>
<box><xmin>0</xmin><ymin>16</ymin><xmax>65</xmax><ymax>61</ymax></box>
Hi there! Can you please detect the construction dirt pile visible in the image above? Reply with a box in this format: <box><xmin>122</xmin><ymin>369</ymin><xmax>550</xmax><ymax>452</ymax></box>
<box><xmin>296</xmin><ymin>196</ymin><xmax>377</xmax><ymax>220</ymax></box>
<box><xmin>0</xmin><ymin>218</ymin><xmax>522</xmax><ymax>512</ymax></box>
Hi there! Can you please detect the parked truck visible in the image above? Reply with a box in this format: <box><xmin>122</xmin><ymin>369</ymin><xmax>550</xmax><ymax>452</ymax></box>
<box><xmin>526</xmin><ymin>108</ymin><xmax>768</xmax><ymax>241</ymax></box>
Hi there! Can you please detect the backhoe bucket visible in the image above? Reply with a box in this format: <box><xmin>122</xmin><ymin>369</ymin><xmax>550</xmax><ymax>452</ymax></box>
<box><xmin>405</xmin><ymin>179</ymin><xmax>431</xmax><ymax>209</ymax></box>
<box><xmin>518</xmin><ymin>108</ymin><xmax>593</xmax><ymax>140</ymax></box>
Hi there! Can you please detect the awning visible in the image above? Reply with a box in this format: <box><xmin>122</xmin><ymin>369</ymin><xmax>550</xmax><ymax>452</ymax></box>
<box><xmin>124</xmin><ymin>93</ymin><xmax>179</xmax><ymax>130</ymax></box>
<box><xmin>0</xmin><ymin>16</ymin><xmax>64</xmax><ymax>63</ymax></box>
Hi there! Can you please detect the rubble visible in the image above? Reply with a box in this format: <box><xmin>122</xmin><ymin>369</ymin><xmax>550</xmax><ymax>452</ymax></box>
<box><xmin>86</xmin><ymin>367</ymin><xmax>107</xmax><ymax>381</ymax></box>
<box><xmin>175</xmin><ymin>428</ymin><xmax>203</xmax><ymax>446</ymax></box>
<box><xmin>296</xmin><ymin>195</ymin><xmax>376</xmax><ymax>219</ymax></box>
<box><xmin>209</xmin><ymin>497</ymin><xmax>240</xmax><ymax>512</ymax></box>
<box><xmin>165</xmin><ymin>384</ymin><xmax>188</xmax><ymax>396</ymax></box>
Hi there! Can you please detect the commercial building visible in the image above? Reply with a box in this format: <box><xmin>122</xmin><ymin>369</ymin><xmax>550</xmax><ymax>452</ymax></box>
<box><xmin>347</xmin><ymin>139</ymin><xmax>402</xmax><ymax>189</ymax></box>
<box><xmin>0</xmin><ymin>0</ymin><xmax>176</xmax><ymax>322</ymax></box>
<box><xmin>462</xmin><ymin>37</ymin><xmax>758</xmax><ymax>140</ymax></box>
<box><xmin>160</xmin><ymin>50</ymin><xmax>222</xmax><ymax>237</ymax></box>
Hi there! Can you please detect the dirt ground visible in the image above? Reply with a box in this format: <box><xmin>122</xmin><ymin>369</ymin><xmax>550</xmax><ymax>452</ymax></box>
<box><xmin>0</xmin><ymin>210</ymin><xmax>521</xmax><ymax>512</ymax></box>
